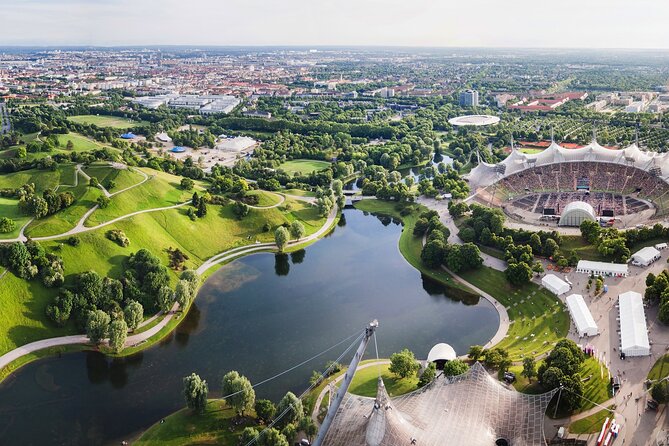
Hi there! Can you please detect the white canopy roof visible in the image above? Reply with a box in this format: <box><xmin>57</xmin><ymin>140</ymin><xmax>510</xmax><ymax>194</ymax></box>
<box><xmin>427</xmin><ymin>343</ymin><xmax>457</xmax><ymax>362</ymax></box>
<box><xmin>577</xmin><ymin>260</ymin><xmax>629</xmax><ymax>275</ymax></box>
<box><xmin>541</xmin><ymin>274</ymin><xmax>570</xmax><ymax>295</ymax></box>
<box><xmin>632</xmin><ymin>246</ymin><xmax>661</xmax><ymax>264</ymax></box>
<box><xmin>467</xmin><ymin>140</ymin><xmax>669</xmax><ymax>190</ymax></box>
<box><xmin>618</xmin><ymin>291</ymin><xmax>650</xmax><ymax>356</ymax></box>
<box><xmin>565</xmin><ymin>294</ymin><xmax>598</xmax><ymax>337</ymax></box>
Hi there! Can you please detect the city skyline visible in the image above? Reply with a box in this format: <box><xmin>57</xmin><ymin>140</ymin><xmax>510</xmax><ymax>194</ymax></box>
<box><xmin>3</xmin><ymin>0</ymin><xmax>669</xmax><ymax>49</ymax></box>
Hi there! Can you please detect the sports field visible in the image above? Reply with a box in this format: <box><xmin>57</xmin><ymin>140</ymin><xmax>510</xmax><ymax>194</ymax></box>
<box><xmin>278</xmin><ymin>159</ymin><xmax>331</xmax><ymax>175</ymax></box>
<box><xmin>67</xmin><ymin>114</ymin><xmax>141</xmax><ymax>128</ymax></box>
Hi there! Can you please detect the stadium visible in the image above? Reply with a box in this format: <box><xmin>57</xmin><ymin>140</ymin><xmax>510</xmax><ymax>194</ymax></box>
<box><xmin>467</xmin><ymin>140</ymin><xmax>669</xmax><ymax>229</ymax></box>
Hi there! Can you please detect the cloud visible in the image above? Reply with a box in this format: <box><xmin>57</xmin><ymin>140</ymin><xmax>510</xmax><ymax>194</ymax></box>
<box><xmin>1</xmin><ymin>0</ymin><xmax>669</xmax><ymax>48</ymax></box>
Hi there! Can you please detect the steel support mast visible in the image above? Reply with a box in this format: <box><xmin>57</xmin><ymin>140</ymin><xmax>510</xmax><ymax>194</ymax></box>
<box><xmin>312</xmin><ymin>319</ymin><xmax>379</xmax><ymax>446</ymax></box>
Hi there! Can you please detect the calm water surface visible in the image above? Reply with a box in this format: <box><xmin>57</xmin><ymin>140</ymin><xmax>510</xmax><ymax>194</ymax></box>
<box><xmin>0</xmin><ymin>209</ymin><xmax>498</xmax><ymax>445</ymax></box>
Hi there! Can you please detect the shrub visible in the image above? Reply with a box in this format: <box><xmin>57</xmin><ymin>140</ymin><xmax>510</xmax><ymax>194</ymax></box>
<box><xmin>106</xmin><ymin>229</ymin><xmax>130</xmax><ymax>247</ymax></box>
<box><xmin>0</xmin><ymin>217</ymin><xmax>16</xmax><ymax>233</ymax></box>
<box><xmin>66</xmin><ymin>236</ymin><xmax>80</xmax><ymax>246</ymax></box>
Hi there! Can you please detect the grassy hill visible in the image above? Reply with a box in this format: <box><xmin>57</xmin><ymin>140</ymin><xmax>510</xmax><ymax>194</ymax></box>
<box><xmin>67</xmin><ymin>114</ymin><xmax>143</xmax><ymax>129</ymax></box>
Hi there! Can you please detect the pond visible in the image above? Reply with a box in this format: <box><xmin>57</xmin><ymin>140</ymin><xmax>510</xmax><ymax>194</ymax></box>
<box><xmin>0</xmin><ymin>208</ymin><xmax>498</xmax><ymax>445</ymax></box>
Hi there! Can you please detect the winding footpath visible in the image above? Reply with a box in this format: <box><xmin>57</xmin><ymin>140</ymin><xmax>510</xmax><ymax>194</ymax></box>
<box><xmin>0</xmin><ymin>204</ymin><xmax>338</xmax><ymax>374</ymax></box>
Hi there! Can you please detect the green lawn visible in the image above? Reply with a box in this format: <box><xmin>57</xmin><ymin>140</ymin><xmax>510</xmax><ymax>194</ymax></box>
<box><xmin>457</xmin><ymin>266</ymin><xmax>570</xmax><ymax>361</ymax></box>
<box><xmin>55</xmin><ymin>133</ymin><xmax>107</xmax><ymax>152</ymax></box>
<box><xmin>519</xmin><ymin>148</ymin><xmax>544</xmax><ymax>154</ymax></box>
<box><xmin>82</xmin><ymin>163</ymin><xmax>146</xmax><ymax>191</ymax></box>
<box><xmin>67</xmin><ymin>115</ymin><xmax>142</xmax><ymax>129</ymax></box>
<box><xmin>0</xmin><ymin>197</ymin><xmax>31</xmax><ymax>239</ymax></box>
<box><xmin>135</xmin><ymin>400</ymin><xmax>255</xmax><ymax>446</ymax></box>
<box><xmin>348</xmin><ymin>363</ymin><xmax>419</xmax><ymax>398</ymax></box>
<box><xmin>579</xmin><ymin>356</ymin><xmax>612</xmax><ymax>412</ymax></box>
<box><xmin>278</xmin><ymin>159</ymin><xmax>331</xmax><ymax>175</ymax></box>
<box><xmin>569</xmin><ymin>405</ymin><xmax>616</xmax><ymax>434</ymax></box>
<box><xmin>283</xmin><ymin>188</ymin><xmax>317</xmax><ymax>197</ymax></box>
<box><xmin>246</xmin><ymin>189</ymin><xmax>283</xmax><ymax>207</ymax></box>
<box><xmin>0</xmin><ymin>164</ymin><xmax>76</xmax><ymax>192</ymax></box>
<box><xmin>24</xmin><ymin>171</ymin><xmax>102</xmax><ymax>238</ymax></box>
<box><xmin>649</xmin><ymin>353</ymin><xmax>669</xmax><ymax>381</ymax></box>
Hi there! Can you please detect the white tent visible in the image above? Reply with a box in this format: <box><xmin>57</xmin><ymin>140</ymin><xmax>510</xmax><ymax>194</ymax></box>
<box><xmin>618</xmin><ymin>291</ymin><xmax>650</xmax><ymax>357</ymax></box>
<box><xmin>576</xmin><ymin>260</ymin><xmax>628</xmax><ymax>277</ymax></box>
<box><xmin>631</xmin><ymin>246</ymin><xmax>661</xmax><ymax>267</ymax></box>
<box><xmin>565</xmin><ymin>294</ymin><xmax>598</xmax><ymax>337</ymax></box>
<box><xmin>541</xmin><ymin>274</ymin><xmax>570</xmax><ymax>296</ymax></box>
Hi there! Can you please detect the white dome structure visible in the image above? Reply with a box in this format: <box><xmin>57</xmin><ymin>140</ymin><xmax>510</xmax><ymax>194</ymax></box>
<box><xmin>427</xmin><ymin>343</ymin><xmax>457</xmax><ymax>363</ymax></box>
<box><xmin>558</xmin><ymin>201</ymin><xmax>596</xmax><ymax>227</ymax></box>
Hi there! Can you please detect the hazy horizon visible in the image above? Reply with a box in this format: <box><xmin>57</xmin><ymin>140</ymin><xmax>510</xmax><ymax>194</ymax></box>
<box><xmin>3</xmin><ymin>0</ymin><xmax>669</xmax><ymax>50</ymax></box>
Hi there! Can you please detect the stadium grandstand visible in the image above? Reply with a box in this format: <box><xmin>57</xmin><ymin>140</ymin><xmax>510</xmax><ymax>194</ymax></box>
<box><xmin>468</xmin><ymin>139</ymin><xmax>669</xmax><ymax>226</ymax></box>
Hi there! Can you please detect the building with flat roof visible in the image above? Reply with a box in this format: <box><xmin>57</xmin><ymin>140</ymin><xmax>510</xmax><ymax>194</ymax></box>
<box><xmin>565</xmin><ymin>294</ymin><xmax>598</xmax><ymax>337</ymax></box>
<box><xmin>576</xmin><ymin>260</ymin><xmax>628</xmax><ymax>277</ymax></box>
<box><xmin>618</xmin><ymin>291</ymin><xmax>650</xmax><ymax>357</ymax></box>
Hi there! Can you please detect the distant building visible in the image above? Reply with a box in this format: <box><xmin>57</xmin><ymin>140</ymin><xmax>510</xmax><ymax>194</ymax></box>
<box><xmin>459</xmin><ymin>89</ymin><xmax>479</xmax><ymax>107</ymax></box>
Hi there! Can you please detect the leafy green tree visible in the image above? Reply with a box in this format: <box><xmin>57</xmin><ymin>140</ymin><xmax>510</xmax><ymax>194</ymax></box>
<box><xmin>651</xmin><ymin>381</ymin><xmax>669</xmax><ymax>403</ymax></box>
<box><xmin>108</xmin><ymin>319</ymin><xmax>127</xmax><ymax>353</ymax></box>
<box><xmin>222</xmin><ymin>371</ymin><xmax>255</xmax><ymax>417</ymax></box>
<box><xmin>0</xmin><ymin>217</ymin><xmax>16</xmax><ymax>233</ymax></box>
<box><xmin>522</xmin><ymin>356</ymin><xmax>537</xmax><ymax>383</ymax></box>
<box><xmin>281</xmin><ymin>423</ymin><xmax>297</xmax><ymax>443</ymax></box>
<box><xmin>240</xmin><ymin>427</ymin><xmax>259</xmax><ymax>444</ymax></box>
<box><xmin>123</xmin><ymin>300</ymin><xmax>143</xmax><ymax>331</ymax></box>
<box><xmin>298</xmin><ymin>416</ymin><xmax>318</xmax><ymax>442</ymax></box>
<box><xmin>66</xmin><ymin>140</ymin><xmax>74</xmax><ymax>150</ymax></box>
<box><xmin>418</xmin><ymin>362</ymin><xmax>436</xmax><ymax>387</ymax></box>
<box><xmin>183</xmin><ymin>373</ymin><xmax>208</xmax><ymax>413</ymax></box>
<box><xmin>442</xmin><ymin>359</ymin><xmax>469</xmax><ymax>376</ymax></box>
<box><xmin>180</xmin><ymin>177</ymin><xmax>194</xmax><ymax>190</ymax></box>
<box><xmin>257</xmin><ymin>428</ymin><xmax>288</xmax><ymax>446</ymax></box>
<box><xmin>468</xmin><ymin>345</ymin><xmax>484</xmax><ymax>361</ymax></box>
<box><xmin>332</xmin><ymin>179</ymin><xmax>343</xmax><ymax>197</ymax></box>
<box><xmin>275</xmin><ymin>226</ymin><xmax>290</xmax><ymax>252</ymax></box>
<box><xmin>289</xmin><ymin>221</ymin><xmax>306</xmax><ymax>240</ymax></box>
<box><xmin>156</xmin><ymin>285</ymin><xmax>174</xmax><ymax>313</ymax></box>
<box><xmin>86</xmin><ymin>309</ymin><xmax>110</xmax><ymax>344</ymax></box>
<box><xmin>196</xmin><ymin>199</ymin><xmax>208</xmax><ymax>218</ymax></box>
<box><xmin>505</xmin><ymin>261</ymin><xmax>532</xmax><ymax>285</ymax></box>
<box><xmin>254</xmin><ymin>399</ymin><xmax>276</xmax><ymax>424</ymax></box>
<box><xmin>174</xmin><ymin>279</ymin><xmax>194</xmax><ymax>309</ymax></box>
<box><xmin>275</xmin><ymin>391</ymin><xmax>303</xmax><ymax>429</ymax></box>
<box><xmin>389</xmin><ymin>348</ymin><xmax>420</xmax><ymax>379</ymax></box>
<box><xmin>421</xmin><ymin>239</ymin><xmax>444</xmax><ymax>268</ymax></box>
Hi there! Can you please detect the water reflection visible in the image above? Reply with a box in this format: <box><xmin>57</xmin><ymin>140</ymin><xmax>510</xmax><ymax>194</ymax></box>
<box><xmin>274</xmin><ymin>253</ymin><xmax>290</xmax><ymax>276</ymax></box>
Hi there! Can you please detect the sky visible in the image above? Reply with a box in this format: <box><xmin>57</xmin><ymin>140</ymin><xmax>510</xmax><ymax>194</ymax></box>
<box><xmin>2</xmin><ymin>0</ymin><xmax>669</xmax><ymax>49</ymax></box>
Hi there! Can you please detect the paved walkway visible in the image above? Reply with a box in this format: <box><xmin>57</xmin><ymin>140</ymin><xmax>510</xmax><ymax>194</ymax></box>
<box><xmin>247</xmin><ymin>191</ymin><xmax>285</xmax><ymax>209</ymax></box>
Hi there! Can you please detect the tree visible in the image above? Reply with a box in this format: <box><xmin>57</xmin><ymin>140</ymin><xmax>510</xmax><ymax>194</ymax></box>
<box><xmin>156</xmin><ymin>285</ymin><xmax>174</xmax><ymax>313</ymax></box>
<box><xmin>468</xmin><ymin>345</ymin><xmax>484</xmax><ymax>362</ymax></box>
<box><xmin>418</xmin><ymin>362</ymin><xmax>436</xmax><ymax>387</ymax></box>
<box><xmin>442</xmin><ymin>359</ymin><xmax>469</xmax><ymax>376</ymax></box>
<box><xmin>97</xmin><ymin>195</ymin><xmax>111</xmax><ymax>209</ymax></box>
<box><xmin>389</xmin><ymin>348</ymin><xmax>420</xmax><ymax>379</ymax></box>
<box><xmin>0</xmin><ymin>217</ymin><xmax>16</xmax><ymax>233</ymax></box>
<box><xmin>254</xmin><ymin>399</ymin><xmax>276</xmax><ymax>424</ymax></box>
<box><xmin>183</xmin><ymin>373</ymin><xmax>208</xmax><ymax>413</ymax></box>
<box><xmin>108</xmin><ymin>319</ymin><xmax>127</xmax><ymax>353</ymax></box>
<box><xmin>123</xmin><ymin>301</ymin><xmax>143</xmax><ymax>331</ymax></box>
<box><xmin>651</xmin><ymin>381</ymin><xmax>669</xmax><ymax>404</ymax></box>
<box><xmin>421</xmin><ymin>239</ymin><xmax>444</xmax><ymax>268</ymax></box>
<box><xmin>522</xmin><ymin>356</ymin><xmax>537</xmax><ymax>383</ymax></box>
<box><xmin>532</xmin><ymin>261</ymin><xmax>544</xmax><ymax>275</ymax></box>
<box><xmin>66</xmin><ymin>139</ymin><xmax>74</xmax><ymax>150</ymax></box>
<box><xmin>289</xmin><ymin>221</ymin><xmax>305</xmax><ymax>240</ymax></box>
<box><xmin>275</xmin><ymin>226</ymin><xmax>289</xmax><ymax>252</ymax></box>
<box><xmin>275</xmin><ymin>391</ymin><xmax>303</xmax><ymax>428</ymax></box>
<box><xmin>298</xmin><ymin>416</ymin><xmax>318</xmax><ymax>442</ymax></box>
<box><xmin>222</xmin><ymin>371</ymin><xmax>255</xmax><ymax>417</ymax></box>
<box><xmin>180</xmin><ymin>177</ymin><xmax>194</xmax><ymax>190</ymax></box>
<box><xmin>240</xmin><ymin>427</ymin><xmax>260</xmax><ymax>444</ymax></box>
<box><xmin>86</xmin><ymin>309</ymin><xmax>110</xmax><ymax>344</ymax></box>
<box><xmin>257</xmin><ymin>428</ymin><xmax>288</xmax><ymax>446</ymax></box>
<box><xmin>505</xmin><ymin>262</ymin><xmax>533</xmax><ymax>285</ymax></box>
<box><xmin>281</xmin><ymin>423</ymin><xmax>297</xmax><ymax>443</ymax></box>
<box><xmin>174</xmin><ymin>279</ymin><xmax>194</xmax><ymax>309</ymax></box>
<box><xmin>196</xmin><ymin>199</ymin><xmax>208</xmax><ymax>218</ymax></box>
<box><xmin>332</xmin><ymin>179</ymin><xmax>343</xmax><ymax>197</ymax></box>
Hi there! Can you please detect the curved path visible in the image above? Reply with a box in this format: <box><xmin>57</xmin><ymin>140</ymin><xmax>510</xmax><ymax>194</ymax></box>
<box><xmin>247</xmin><ymin>191</ymin><xmax>286</xmax><ymax>209</ymax></box>
<box><xmin>0</xmin><ymin>205</ymin><xmax>338</xmax><ymax>374</ymax></box>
